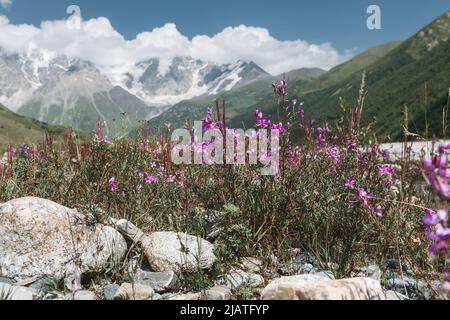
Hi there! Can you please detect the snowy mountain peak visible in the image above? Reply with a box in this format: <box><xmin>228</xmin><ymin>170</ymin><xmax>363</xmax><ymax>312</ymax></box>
<box><xmin>119</xmin><ymin>56</ymin><xmax>270</xmax><ymax>106</ymax></box>
<box><xmin>0</xmin><ymin>47</ymin><xmax>270</xmax><ymax>132</ymax></box>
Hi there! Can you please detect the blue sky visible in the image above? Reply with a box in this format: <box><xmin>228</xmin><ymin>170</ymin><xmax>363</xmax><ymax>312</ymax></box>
<box><xmin>1</xmin><ymin>0</ymin><xmax>448</xmax><ymax>52</ymax></box>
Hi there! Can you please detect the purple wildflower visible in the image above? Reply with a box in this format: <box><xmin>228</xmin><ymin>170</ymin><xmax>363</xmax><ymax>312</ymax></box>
<box><xmin>145</xmin><ymin>175</ymin><xmax>158</xmax><ymax>184</ymax></box>
<box><xmin>108</xmin><ymin>177</ymin><xmax>117</xmax><ymax>192</ymax></box>
<box><xmin>345</xmin><ymin>177</ymin><xmax>356</xmax><ymax>189</ymax></box>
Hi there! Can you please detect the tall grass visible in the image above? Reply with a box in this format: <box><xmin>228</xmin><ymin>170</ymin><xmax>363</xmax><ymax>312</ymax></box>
<box><xmin>0</xmin><ymin>80</ymin><xmax>442</xmax><ymax>286</ymax></box>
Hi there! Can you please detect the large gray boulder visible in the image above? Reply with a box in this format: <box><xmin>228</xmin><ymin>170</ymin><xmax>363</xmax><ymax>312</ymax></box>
<box><xmin>0</xmin><ymin>197</ymin><xmax>127</xmax><ymax>281</ymax></box>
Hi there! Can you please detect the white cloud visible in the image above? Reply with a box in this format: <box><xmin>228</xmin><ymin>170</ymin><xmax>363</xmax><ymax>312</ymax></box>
<box><xmin>0</xmin><ymin>0</ymin><xmax>12</xmax><ymax>9</ymax></box>
<box><xmin>0</xmin><ymin>14</ymin><xmax>350</xmax><ymax>77</ymax></box>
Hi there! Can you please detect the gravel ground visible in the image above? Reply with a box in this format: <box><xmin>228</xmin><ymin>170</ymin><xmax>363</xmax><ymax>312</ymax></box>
<box><xmin>379</xmin><ymin>140</ymin><xmax>450</xmax><ymax>160</ymax></box>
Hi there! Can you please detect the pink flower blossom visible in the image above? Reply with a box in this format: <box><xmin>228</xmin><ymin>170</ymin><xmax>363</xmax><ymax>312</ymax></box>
<box><xmin>345</xmin><ymin>177</ymin><xmax>356</xmax><ymax>189</ymax></box>
<box><xmin>145</xmin><ymin>175</ymin><xmax>158</xmax><ymax>184</ymax></box>
<box><xmin>108</xmin><ymin>177</ymin><xmax>117</xmax><ymax>192</ymax></box>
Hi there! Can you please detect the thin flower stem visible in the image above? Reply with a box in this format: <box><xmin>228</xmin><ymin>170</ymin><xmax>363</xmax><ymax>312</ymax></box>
<box><xmin>372</xmin><ymin>196</ymin><xmax>429</xmax><ymax>211</ymax></box>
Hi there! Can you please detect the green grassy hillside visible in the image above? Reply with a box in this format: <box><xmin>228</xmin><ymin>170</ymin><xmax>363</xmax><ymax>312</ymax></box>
<box><xmin>136</xmin><ymin>68</ymin><xmax>325</xmax><ymax>135</ymax></box>
<box><xmin>233</xmin><ymin>11</ymin><xmax>450</xmax><ymax>141</ymax></box>
<box><xmin>0</xmin><ymin>104</ymin><xmax>67</xmax><ymax>152</ymax></box>
<box><xmin>141</xmin><ymin>40</ymin><xmax>402</xmax><ymax>136</ymax></box>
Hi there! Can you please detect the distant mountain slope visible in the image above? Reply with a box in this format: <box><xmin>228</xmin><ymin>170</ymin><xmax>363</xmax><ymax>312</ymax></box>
<box><xmin>123</xmin><ymin>58</ymin><xmax>271</xmax><ymax>107</ymax></box>
<box><xmin>295</xmin><ymin>11</ymin><xmax>450</xmax><ymax>140</ymax></box>
<box><xmin>0</xmin><ymin>103</ymin><xmax>66</xmax><ymax>152</ymax></box>
<box><xmin>0</xmin><ymin>49</ymin><xmax>271</xmax><ymax>134</ymax></box>
<box><xmin>140</xmin><ymin>39</ymin><xmax>400</xmax><ymax>135</ymax></box>
<box><xmin>299</xmin><ymin>41</ymin><xmax>402</xmax><ymax>94</ymax></box>
<box><xmin>233</xmin><ymin>11</ymin><xmax>450</xmax><ymax>141</ymax></box>
<box><xmin>0</xmin><ymin>52</ymin><xmax>159</xmax><ymax>135</ymax></box>
<box><xmin>136</xmin><ymin>68</ymin><xmax>325</xmax><ymax>135</ymax></box>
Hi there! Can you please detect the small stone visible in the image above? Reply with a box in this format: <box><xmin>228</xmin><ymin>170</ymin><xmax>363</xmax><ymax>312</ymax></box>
<box><xmin>301</xmin><ymin>263</ymin><xmax>314</xmax><ymax>274</ymax></box>
<box><xmin>133</xmin><ymin>270</ymin><xmax>177</xmax><ymax>293</ymax></box>
<box><xmin>167</xmin><ymin>292</ymin><xmax>201</xmax><ymax>300</ymax></box>
<box><xmin>103</xmin><ymin>283</ymin><xmax>120</xmax><ymax>300</ymax></box>
<box><xmin>366</xmin><ymin>265</ymin><xmax>382</xmax><ymax>280</ymax></box>
<box><xmin>160</xmin><ymin>293</ymin><xmax>172</xmax><ymax>300</ymax></box>
<box><xmin>17</xmin><ymin>276</ymin><xmax>40</xmax><ymax>287</ymax></box>
<box><xmin>114</xmin><ymin>283</ymin><xmax>154</xmax><ymax>300</ymax></box>
<box><xmin>417</xmin><ymin>280</ymin><xmax>441</xmax><ymax>300</ymax></box>
<box><xmin>327</xmin><ymin>263</ymin><xmax>339</xmax><ymax>272</ymax></box>
<box><xmin>385</xmin><ymin>290</ymin><xmax>409</xmax><ymax>300</ymax></box>
<box><xmin>262</xmin><ymin>277</ymin><xmax>385</xmax><ymax>300</ymax></box>
<box><xmin>267</xmin><ymin>274</ymin><xmax>332</xmax><ymax>286</ymax></box>
<box><xmin>293</xmin><ymin>251</ymin><xmax>317</xmax><ymax>265</ymax></box>
<box><xmin>385</xmin><ymin>277</ymin><xmax>417</xmax><ymax>290</ymax></box>
<box><xmin>313</xmin><ymin>271</ymin><xmax>335</xmax><ymax>280</ymax></box>
<box><xmin>142</xmin><ymin>232</ymin><xmax>216</xmax><ymax>272</ymax></box>
<box><xmin>279</xmin><ymin>251</ymin><xmax>318</xmax><ymax>275</ymax></box>
<box><xmin>224</xmin><ymin>269</ymin><xmax>264</xmax><ymax>289</ymax></box>
<box><xmin>29</xmin><ymin>279</ymin><xmax>47</xmax><ymax>292</ymax></box>
<box><xmin>43</xmin><ymin>293</ymin><xmax>62</xmax><ymax>300</ymax></box>
<box><xmin>0</xmin><ymin>284</ymin><xmax>38</xmax><ymax>300</ymax></box>
<box><xmin>201</xmin><ymin>209</ymin><xmax>221</xmax><ymax>225</ymax></box>
<box><xmin>204</xmin><ymin>285</ymin><xmax>232</xmax><ymax>300</ymax></box>
<box><xmin>206</xmin><ymin>226</ymin><xmax>223</xmax><ymax>241</ymax></box>
<box><xmin>114</xmin><ymin>219</ymin><xmax>146</xmax><ymax>243</ymax></box>
<box><xmin>152</xmin><ymin>293</ymin><xmax>163</xmax><ymax>300</ymax></box>
<box><xmin>0</xmin><ymin>277</ymin><xmax>15</xmax><ymax>285</ymax></box>
<box><xmin>65</xmin><ymin>290</ymin><xmax>97</xmax><ymax>300</ymax></box>
<box><xmin>239</xmin><ymin>257</ymin><xmax>263</xmax><ymax>273</ymax></box>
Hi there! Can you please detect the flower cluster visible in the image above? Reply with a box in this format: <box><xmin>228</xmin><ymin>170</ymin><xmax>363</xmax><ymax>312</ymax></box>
<box><xmin>254</xmin><ymin>110</ymin><xmax>286</xmax><ymax>136</ymax></box>
<box><xmin>108</xmin><ymin>177</ymin><xmax>117</xmax><ymax>192</ymax></box>
<box><xmin>272</xmin><ymin>80</ymin><xmax>288</xmax><ymax>96</ymax></box>
<box><xmin>131</xmin><ymin>165</ymin><xmax>185</xmax><ymax>189</ymax></box>
<box><xmin>424</xmin><ymin>149</ymin><xmax>450</xmax><ymax>198</ymax></box>
<box><xmin>423</xmin><ymin>144</ymin><xmax>450</xmax><ymax>296</ymax></box>
<box><xmin>423</xmin><ymin>209</ymin><xmax>449</xmax><ymax>253</ymax></box>
<box><xmin>349</xmin><ymin>188</ymin><xmax>382</xmax><ymax>217</ymax></box>
<box><xmin>202</xmin><ymin>107</ymin><xmax>224</xmax><ymax>131</ymax></box>
<box><xmin>315</xmin><ymin>126</ymin><xmax>330</xmax><ymax>147</ymax></box>
<box><xmin>255</xmin><ymin>110</ymin><xmax>271</xmax><ymax>128</ymax></box>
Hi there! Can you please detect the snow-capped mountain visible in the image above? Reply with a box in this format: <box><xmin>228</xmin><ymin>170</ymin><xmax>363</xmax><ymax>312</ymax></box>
<box><xmin>0</xmin><ymin>48</ymin><xmax>270</xmax><ymax>133</ymax></box>
<box><xmin>117</xmin><ymin>56</ymin><xmax>270</xmax><ymax>106</ymax></box>
<box><xmin>0</xmin><ymin>49</ymin><xmax>158</xmax><ymax>134</ymax></box>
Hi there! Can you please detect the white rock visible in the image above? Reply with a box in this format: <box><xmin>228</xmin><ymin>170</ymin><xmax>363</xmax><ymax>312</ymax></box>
<box><xmin>113</xmin><ymin>219</ymin><xmax>146</xmax><ymax>243</ymax></box>
<box><xmin>133</xmin><ymin>270</ymin><xmax>177</xmax><ymax>293</ymax></box>
<box><xmin>224</xmin><ymin>269</ymin><xmax>264</xmax><ymax>289</ymax></box>
<box><xmin>0</xmin><ymin>197</ymin><xmax>127</xmax><ymax>281</ymax></box>
<box><xmin>261</xmin><ymin>277</ymin><xmax>385</xmax><ymax>300</ymax></box>
<box><xmin>239</xmin><ymin>257</ymin><xmax>263</xmax><ymax>273</ymax></box>
<box><xmin>64</xmin><ymin>290</ymin><xmax>97</xmax><ymax>300</ymax></box>
<box><xmin>142</xmin><ymin>232</ymin><xmax>216</xmax><ymax>272</ymax></box>
<box><xmin>114</xmin><ymin>283</ymin><xmax>154</xmax><ymax>300</ymax></box>
<box><xmin>204</xmin><ymin>285</ymin><xmax>232</xmax><ymax>300</ymax></box>
<box><xmin>167</xmin><ymin>292</ymin><xmax>201</xmax><ymax>300</ymax></box>
<box><xmin>269</xmin><ymin>274</ymin><xmax>333</xmax><ymax>285</ymax></box>
<box><xmin>385</xmin><ymin>290</ymin><xmax>409</xmax><ymax>300</ymax></box>
<box><xmin>0</xmin><ymin>283</ymin><xmax>38</xmax><ymax>300</ymax></box>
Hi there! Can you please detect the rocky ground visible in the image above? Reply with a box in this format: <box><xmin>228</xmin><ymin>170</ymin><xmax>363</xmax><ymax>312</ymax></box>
<box><xmin>0</xmin><ymin>197</ymin><xmax>441</xmax><ymax>300</ymax></box>
<box><xmin>379</xmin><ymin>140</ymin><xmax>450</xmax><ymax>160</ymax></box>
